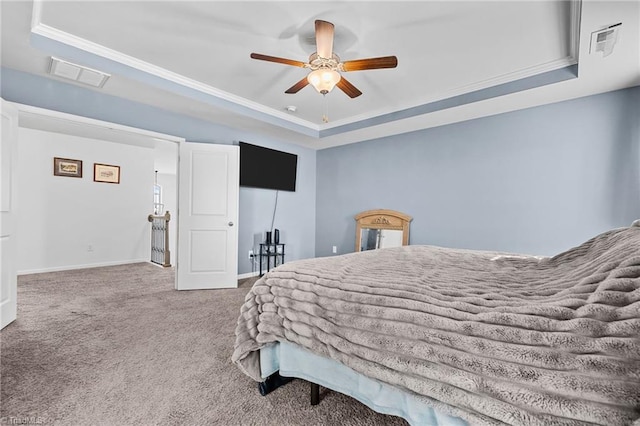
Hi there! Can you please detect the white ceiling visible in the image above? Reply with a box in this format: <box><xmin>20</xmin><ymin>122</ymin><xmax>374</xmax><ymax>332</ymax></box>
<box><xmin>1</xmin><ymin>1</ymin><xmax>639</xmax><ymax>150</ymax></box>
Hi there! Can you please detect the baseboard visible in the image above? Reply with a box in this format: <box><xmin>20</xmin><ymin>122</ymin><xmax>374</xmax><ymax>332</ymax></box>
<box><xmin>17</xmin><ymin>259</ymin><xmax>150</xmax><ymax>276</ymax></box>
<box><xmin>21</xmin><ymin>263</ymin><xmax>259</xmax><ymax>278</ymax></box>
<box><xmin>238</xmin><ymin>271</ymin><xmax>260</xmax><ymax>280</ymax></box>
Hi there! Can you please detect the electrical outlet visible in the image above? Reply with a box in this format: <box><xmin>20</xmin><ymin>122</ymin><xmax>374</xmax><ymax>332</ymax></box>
<box><xmin>332</xmin><ymin>246</ymin><xmax>337</xmax><ymax>254</ymax></box>
<box><xmin>248</xmin><ymin>250</ymin><xmax>254</xmax><ymax>259</ymax></box>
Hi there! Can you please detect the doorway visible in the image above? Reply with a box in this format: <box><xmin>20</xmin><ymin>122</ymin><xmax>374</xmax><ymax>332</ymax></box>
<box><xmin>12</xmin><ymin>103</ymin><xmax>239</xmax><ymax>293</ymax></box>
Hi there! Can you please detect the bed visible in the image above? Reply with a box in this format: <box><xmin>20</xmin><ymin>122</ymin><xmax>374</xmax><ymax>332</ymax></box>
<box><xmin>232</xmin><ymin>222</ymin><xmax>640</xmax><ymax>425</ymax></box>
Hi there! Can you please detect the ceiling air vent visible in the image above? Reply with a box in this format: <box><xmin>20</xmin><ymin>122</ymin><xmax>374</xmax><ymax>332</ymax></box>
<box><xmin>590</xmin><ymin>23</ymin><xmax>621</xmax><ymax>57</ymax></box>
<box><xmin>48</xmin><ymin>57</ymin><xmax>110</xmax><ymax>88</ymax></box>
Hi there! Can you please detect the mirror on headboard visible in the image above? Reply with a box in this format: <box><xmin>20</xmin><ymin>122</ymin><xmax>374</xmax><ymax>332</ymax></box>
<box><xmin>354</xmin><ymin>209</ymin><xmax>412</xmax><ymax>252</ymax></box>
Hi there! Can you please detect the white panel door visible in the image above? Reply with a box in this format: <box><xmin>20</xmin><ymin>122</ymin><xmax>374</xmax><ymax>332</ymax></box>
<box><xmin>379</xmin><ymin>229</ymin><xmax>404</xmax><ymax>248</ymax></box>
<box><xmin>176</xmin><ymin>142</ymin><xmax>239</xmax><ymax>290</ymax></box>
<box><xmin>1</xmin><ymin>99</ymin><xmax>18</xmax><ymax>329</ymax></box>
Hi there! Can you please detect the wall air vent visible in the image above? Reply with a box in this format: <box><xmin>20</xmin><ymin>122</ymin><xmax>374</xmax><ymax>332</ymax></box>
<box><xmin>590</xmin><ymin>23</ymin><xmax>621</xmax><ymax>58</ymax></box>
<box><xmin>48</xmin><ymin>57</ymin><xmax>110</xmax><ymax>88</ymax></box>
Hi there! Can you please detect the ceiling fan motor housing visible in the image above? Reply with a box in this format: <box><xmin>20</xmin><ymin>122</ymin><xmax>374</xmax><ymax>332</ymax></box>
<box><xmin>308</xmin><ymin>53</ymin><xmax>341</xmax><ymax>71</ymax></box>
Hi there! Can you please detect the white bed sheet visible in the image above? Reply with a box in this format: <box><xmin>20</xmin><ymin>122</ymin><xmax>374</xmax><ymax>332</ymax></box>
<box><xmin>260</xmin><ymin>342</ymin><xmax>468</xmax><ymax>426</ymax></box>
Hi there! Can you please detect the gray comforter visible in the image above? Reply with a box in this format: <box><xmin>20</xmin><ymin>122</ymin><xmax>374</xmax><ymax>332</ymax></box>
<box><xmin>233</xmin><ymin>224</ymin><xmax>640</xmax><ymax>425</ymax></box>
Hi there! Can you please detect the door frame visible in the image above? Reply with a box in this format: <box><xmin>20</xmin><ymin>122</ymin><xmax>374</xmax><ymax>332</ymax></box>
<box><xmin>1</xmin><ymin>99</ymin><xmax>18</xmax><ymax>329</ymax></box>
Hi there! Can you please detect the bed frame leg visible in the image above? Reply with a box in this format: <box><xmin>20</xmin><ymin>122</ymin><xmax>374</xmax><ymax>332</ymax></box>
<box><xmin>310</xmin><ymin>382</ymin><xmax>320</xmax><ymax>405</ymax></box>
<box><xmin>258</xmin><ymin>372</ymin><xmax>293</xmax><ymax>396</ymax></box>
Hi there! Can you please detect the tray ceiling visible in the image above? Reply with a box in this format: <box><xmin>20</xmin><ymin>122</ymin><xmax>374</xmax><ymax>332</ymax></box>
<box><xmin>1</xmin><ymin>1</ymin><xmax>638</xmax><ymax>149</ymax></box>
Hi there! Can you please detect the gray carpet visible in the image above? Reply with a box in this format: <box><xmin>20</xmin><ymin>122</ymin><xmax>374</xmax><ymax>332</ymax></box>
<box><xmin>1</xmin><ymin>263</ymin><xmax>406</xmax><ymax>425</ymax></box>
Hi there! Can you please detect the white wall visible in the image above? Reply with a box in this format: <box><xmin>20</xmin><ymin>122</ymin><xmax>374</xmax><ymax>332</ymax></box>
<box><xmin>16</xmin><ymin>127</ymin><xmax>154</xmax><ymax>273</ymax></box>
<box><xmin>153</xmin><ymin>139</ymin><xmax>177</xmax><ymax>267</ymax></box>
<box><xmin>155</xmin><ymin>172</ymin><xmax>177</xmax><ymax>265</ymax></box>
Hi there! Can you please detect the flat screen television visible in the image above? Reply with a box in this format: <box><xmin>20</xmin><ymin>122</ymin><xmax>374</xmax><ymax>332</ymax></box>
<box><xmin>239</xmin><ymin>142</ymin><xmax>298</xmax><ymax>192</ymax></box>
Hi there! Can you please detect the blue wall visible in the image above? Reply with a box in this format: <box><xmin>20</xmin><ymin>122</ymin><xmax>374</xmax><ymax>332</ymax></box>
<box><xmin>316</xmin><ymin>86</ymin><xmax>640</xmax><ymax>257</ymax></box>
<box><xmin>4</xmin><ymin>66</ymin><xmax>639</xmax><ymax>267</ymax></box>
<box><xmin>1</xmin><ymin>67</ymin><xmax>316</xmax><ymax>275</ymax></box>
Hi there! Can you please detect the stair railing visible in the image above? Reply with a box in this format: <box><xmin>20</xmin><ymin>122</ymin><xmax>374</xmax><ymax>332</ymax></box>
<box><xmin>147</xmin><ymin>211</ymin><xmax>171</xmax><ymax>267</ymax></box>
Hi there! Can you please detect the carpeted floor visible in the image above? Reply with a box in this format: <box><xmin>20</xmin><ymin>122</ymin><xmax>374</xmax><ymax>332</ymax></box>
<box><xmin>1</xmin><ymin>263</ymin><xmax>406</xmax><ymax>425</ymax></box>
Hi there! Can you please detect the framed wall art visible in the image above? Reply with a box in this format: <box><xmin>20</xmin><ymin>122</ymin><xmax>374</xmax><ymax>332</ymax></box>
<box><xmin>53</xmin><ymin>157</ymin><xmax>83</xmax><ymax>178</ymax></box>
<box><xmin>93</xmin><ymin>163</ymin><xmax>120</xmax><ymax>184</ymax></box>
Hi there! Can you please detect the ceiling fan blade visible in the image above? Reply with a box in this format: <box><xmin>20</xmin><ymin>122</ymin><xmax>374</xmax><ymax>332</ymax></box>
<box><xmin>285</xmin><ymin>77</ymin><xmax>310</xmax><ymax>94</ymax></box>
<box><xmin>336</xmin><ymin>76</ymin><xmax>362</xmax><ymax>98</ymax></box>
<box><xmin>341</xmin><ymin>56</ymin><xmax>398</xmax><ymax>72</ymax></box>
<box><xmin>250</xmin><ymin>53</ymin><xmax>306</xmax><ymax>68</ymax></box>
<box><xmin>315</xmin><ymin>20</ymin><xmax>334</xmax><ymax>59</ymax></box>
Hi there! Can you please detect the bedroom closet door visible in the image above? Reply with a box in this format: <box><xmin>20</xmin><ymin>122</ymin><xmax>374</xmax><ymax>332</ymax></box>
<box><xmin>0</xmin><ymin>99</ymin><xmax>18</xmax><ymax>329</ymax></box>
<box><xmin>175</xmin><ymin>142</ymin><xmax>239</xmax><ymax>290</ymax></box>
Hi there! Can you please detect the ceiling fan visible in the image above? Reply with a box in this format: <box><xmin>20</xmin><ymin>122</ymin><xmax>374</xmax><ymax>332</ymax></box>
<box><xmin>250</xmin><ymin>20</ymin><xmax>398</xmax><ymax>99</ymax></box>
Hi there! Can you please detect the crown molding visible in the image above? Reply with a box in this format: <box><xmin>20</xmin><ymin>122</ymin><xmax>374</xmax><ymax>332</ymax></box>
<box><xmin>30</xmin><ymin>0</ymin><xmax>582</xmax><ymax>139</ymax></box>
<box><xmin>320</xmin><ymin>1</ymin><xmax>583</xmax><ymax>131</ymax></box>
<box><xmin>322</xmin><ymin>56</ymin><xmax>578</xmax><ymax>131</ymax></box>
<box><xmin>30</xmin><ymin>2</ymin><xmax>320</xmax><ymax>133</ymax></box>
<box><xmin>570</xmin><ymin>0</ymin><xmax>582</xmax><ymax>63</ymax></box>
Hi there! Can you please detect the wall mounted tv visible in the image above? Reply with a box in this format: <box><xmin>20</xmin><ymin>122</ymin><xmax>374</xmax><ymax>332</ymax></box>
<box><xmin>239</xmin><ymin>142</ymin><xmax>298</xmax><ymax>192</ymax></box>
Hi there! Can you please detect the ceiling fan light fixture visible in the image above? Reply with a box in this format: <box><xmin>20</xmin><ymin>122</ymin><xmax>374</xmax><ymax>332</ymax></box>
<box><xmin>251</xmin><ymin>19</ymin><xmax>396</xmax><ymax>101</ymax></box>
<box><xmin>307</xmin><ymin>69</ymin><xmax>341</xmax><ymax>94</ymax></box>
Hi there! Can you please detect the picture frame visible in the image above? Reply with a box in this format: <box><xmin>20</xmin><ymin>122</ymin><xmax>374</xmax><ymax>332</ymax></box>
<box><xmin>53</xmin><ymin>157</ymin><xmax>83</xmax><ymax>178</ymax></box>
<box><xmin>93</xmin><ymin>163</ymin><xmax>120</xmax><ymax>184</ymax></box>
